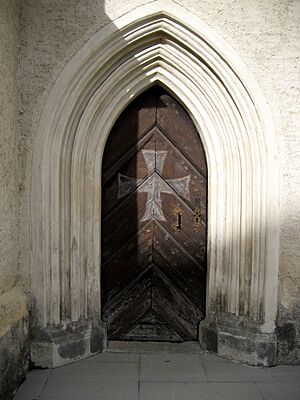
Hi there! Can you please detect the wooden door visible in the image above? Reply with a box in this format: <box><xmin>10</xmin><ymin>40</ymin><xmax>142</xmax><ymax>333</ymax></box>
<box><xmin>102</xmin><ymin>86</ymin><xmax>207</xmax><ymax>341</ymax></box>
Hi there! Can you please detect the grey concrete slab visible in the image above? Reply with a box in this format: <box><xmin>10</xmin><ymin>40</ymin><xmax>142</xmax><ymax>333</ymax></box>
<box><xmin>40</xmin><ymin>375</ymin><xmax>109</xmax><ymax>397</ymax></box>
<box><xmin>257</xmin><ymin>382</ymin><xmax>300</xmax><ymax>400</ymax></box>
<box><xmin>269</xmin><ymin>366</ymin><xmax>300</xmax><ymax>382</ymax></box>
<box><xmin>14</xmin><ymin>350</ymin><xmax>300</xmax><ymax>400</ymax></box>
<box><xmin>39</xmin><ymin>378</ymin><xmax>139</xmax><ymax>400</ymax></box>
<box><xmin>14</xmin><ymin>369</ymin><xmax>52</xmax><ymax>400</ymax></box>
<box><xmin>199</xmin><ymin>354</ymin><xmax>232</xmax><ymax>363</ymax></box>
<box><xmin>202</xmin><ymin>357</ymin><xmax>275</xmax><ymax>382</ymax></box>
<box><xmin>39</xmin><ymin>395</ymin><xmax>84</xmax><ymax>400</ymax></box>
<box><xmin>140</xmin><ymin>353</ymin><xmax>207</xmax><ymax>382</ymax></box>
<box><xmin>140</xmin><ymin>382</ymin><xmax>190</xmax><ymax>400</ymax></box>
<box><xmin>37</xmin><ymin>362</ymin><xmax>139</xmax><ymax>400</ymax></box>
<box><xmin>39</xmin><ymin>379</ymin><xmax>103</xmax><ymax>400</ymax></box>
<box><xmin>186</xmin><ymin>382</ymin><xmax>264</xmax><ymax>400</ymax></box>
<box><xmin>74</xmin><ymin>351</ymin><xmax>140</xmax><ymax>363</ymax></box>
<box><xmin>50</xmin><ymin>359</ymin><xmax>139</xmax><ymax>379</ymax></box>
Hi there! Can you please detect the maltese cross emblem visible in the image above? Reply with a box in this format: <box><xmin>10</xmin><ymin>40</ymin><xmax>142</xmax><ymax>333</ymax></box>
<box><xmin>118</xmin><ymin>150</ymin><xmax>190</xmax><ymax>221</ymax></box>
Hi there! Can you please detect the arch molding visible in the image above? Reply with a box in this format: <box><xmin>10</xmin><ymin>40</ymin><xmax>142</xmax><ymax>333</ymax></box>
<box><xmin>30</xmin><ymin>0</ymin><xmax>279</xmax><ymax>367</ymax></box>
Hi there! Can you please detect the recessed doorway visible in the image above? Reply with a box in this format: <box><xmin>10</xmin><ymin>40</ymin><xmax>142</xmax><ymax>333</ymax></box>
<box><xmin>101</xmin><ymin>86</ymin><xmax>207</xmax><ymax>342</ymax></box>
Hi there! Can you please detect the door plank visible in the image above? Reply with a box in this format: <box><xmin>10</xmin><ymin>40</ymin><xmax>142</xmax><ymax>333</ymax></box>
<box><xmin>153</xmin><ymin>249</ymin><xmax>205</xmax><ymax>310</ymax></box>
<box><xmin>153</xmin><ymin>220</ymin><xmax>205</xmax><ymax>277</ymax></box>
<box><xmin>103</xmin><ymin>267</ymin><xmax>153</xmax><ymax>338</ymax></box>
<box><xmin>157</xmin><ymin>92</ymin><xmax>207</xmax><ymax>177</ymax></box>
<box><xmin>120</xmin><ymin>309</ymin><xmax>182</xmax><ymax>341</ymax></box>
<box><xmin>152</xmin><ymin>267</ymin><xmax>203</xmax><ymax>340</ymax></box>
<box><xmin>102</xmin><ymin>222</ymin><xmax>153</xmax><ymax>303</ymax></box>
<box><xmin>102</xmin><ymin>201</ymin><xmax>150</xmax><ymax>262</ymax></box>
<box><xmin>103</xmin><ymin>91</ymin><xmax>157</xmax><ymax>172</ymax></box>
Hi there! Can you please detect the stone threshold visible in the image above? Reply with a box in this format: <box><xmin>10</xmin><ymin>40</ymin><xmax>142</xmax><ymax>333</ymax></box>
<box><xmin>106</xmin><ymin>340</ymin><xmax>203</xmax><ymax>354</ymax></box>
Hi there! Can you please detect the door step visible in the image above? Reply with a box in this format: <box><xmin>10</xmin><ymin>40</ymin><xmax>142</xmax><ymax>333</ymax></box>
<box><xmin>106</xmin><ymin>340</ymin><xmax>203</xmax><ymax>354</ymax></box>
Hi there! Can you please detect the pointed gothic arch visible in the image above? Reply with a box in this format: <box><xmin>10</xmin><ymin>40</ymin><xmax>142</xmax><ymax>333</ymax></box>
<box><xmin>30</xmin><ymin>1</ymin><xmax>279</xmax><ymax>367</ymax></box>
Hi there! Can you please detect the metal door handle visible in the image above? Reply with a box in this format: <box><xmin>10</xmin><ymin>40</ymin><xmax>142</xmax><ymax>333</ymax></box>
<box><xmin>176</xmin><ymin>211</ymin><xmax>182</xmax><ymax>231</ymax></box>
<box><xmin>193</xmin><ymin>193</ymin><xmax>202</xmax><ymax>233</ymax></box>
<box><xmin>173</xmin><ymin>207</ymin><xmax>182</xmax><ymax>233</ymax></box>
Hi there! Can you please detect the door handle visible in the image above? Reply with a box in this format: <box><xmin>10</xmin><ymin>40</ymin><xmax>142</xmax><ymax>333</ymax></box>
<box><xmin>193</xmin><ymin>207</ymin><xmax>202</xmax><ymax>232</ymax></box>
<box><xmin>173</xmin><ymin>207</ymin><xmax>182</xmax><ymax>233</ymax></box>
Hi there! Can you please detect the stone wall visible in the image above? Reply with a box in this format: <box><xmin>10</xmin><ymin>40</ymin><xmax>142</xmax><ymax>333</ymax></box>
<box><xmin>0</xmin><ymin>0</ymin><xmax>20</xmax><ymax>297</ymax></box>
<box><xmin>0</xmin><ymin>288</ymin><xmax>29</xmax><ymax>399</ymax></box>
<box><xmin>0</xmin><ymin>1</ymin><xmax>29</xmax><ymax>398</ymax></box>
<box><xmin>18</xmin><ymin>0</ymin><xmax>300</xmax><ymax>364</ymax></box>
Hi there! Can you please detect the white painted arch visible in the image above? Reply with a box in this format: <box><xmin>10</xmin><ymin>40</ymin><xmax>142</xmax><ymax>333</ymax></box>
<box><xmin>31</xmin><ymin>0</ymin><xmax>279</xmax><ymax>335</ymax></box>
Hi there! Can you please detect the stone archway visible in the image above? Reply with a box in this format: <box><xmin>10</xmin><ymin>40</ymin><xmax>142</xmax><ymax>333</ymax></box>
<box><xmin>30</xmin><ymin>0</ymin><xmax>279</xmax><ymax>367</ymax></box>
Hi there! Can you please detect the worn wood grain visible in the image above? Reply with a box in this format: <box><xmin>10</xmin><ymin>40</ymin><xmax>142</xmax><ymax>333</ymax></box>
<box><xmin>102</xmin><ymin>86</ymin><xmax>207</xmax><ymax>341</ymax></box>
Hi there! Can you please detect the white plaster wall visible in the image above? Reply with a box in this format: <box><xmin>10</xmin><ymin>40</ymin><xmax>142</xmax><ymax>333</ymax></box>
<box><xmin>0</xmin><ymin>3</ymin><xmax>30</xmax><ymax>396</ymax></box>
<box><xmin>19</xmin><ymin>0</ymin><xmax>300</xmax><ymax>353</ymax></box>
<box><xmin>0</xmin><ymin>0</ymin><xmax>29</xmax><ymax>336</ymax></box>
<box><xmin>0</xmin><ymin>0</ymin><xmax>21</xmax><ymax>296</ymax></box>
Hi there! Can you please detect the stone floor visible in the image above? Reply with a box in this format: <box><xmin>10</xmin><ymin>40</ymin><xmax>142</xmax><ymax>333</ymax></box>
<box><xmin>14</xmin><ymin>342</ymin><xmax>300</xmax><ymax>400</ymax></box>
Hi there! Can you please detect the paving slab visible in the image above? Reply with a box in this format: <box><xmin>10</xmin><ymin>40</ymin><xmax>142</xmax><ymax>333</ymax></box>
<box><xmin>140</xmin><ymin>382</ymin><xmax>190</xmax><ymax>400</ymax></box>
<box><xmin>14</xmin><ymin>369</ymin><xmax>52</xmax><ymax>400</ymax></box>
<box><xmin>39</xmin><ymin>361</ymin><xmax>139</xmax><ymax>400</ymax></box>
<box><xmin>269</xmin><ymin>366</ymin><xmax>300</xmax><ymax>382</ymax></box>
<box><xmin>50</xmin><ymin>359</ymin><xmax>139</xmax><ymax>379</ymax></box>
<box><xmin>199</xmin><ymin>354</ymin><xmax>232</xmax><ymax>363</ymax></box>
<box><xmin>14</xmin><ymin>346</ymin><xmax>300</xmax><ymax>400</ymax></box>
<box><xmin>202</xmin><ymin>356</ymin><xmax>275</xmax><ymax>382</ymax></box>
<box><xmin>187</xmin><ymin>382</ymin><xmax>264</xmax><ymax>400</ymax></box>
<box><xmin>257</xmin><ymin>382</ymin><xmax>300</xmax><ymax>400</ymax></box>
<box><xmin>39</xmin><ymin>376</ymin><xmax>109</xmax><ymax>399</ymax></box>
<box><xmin>140</xmin><ymin>353</ymin><xmax>207</xmax><ymax>382</ymax></box>
<box><xmin>83</xmin><ymin>352</ymin><xmax>140</xmax><ymax>363</ymax></box>
<box><xmin>39</xmin><ymin>378</ymin><xmax>139</xmax><ymax>400</ymax></box>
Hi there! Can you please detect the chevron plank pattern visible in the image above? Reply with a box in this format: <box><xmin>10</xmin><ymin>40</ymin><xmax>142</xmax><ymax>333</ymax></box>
<box><xmin>102</xmin><ymin>86</ymin><xmax>207</xmax><ymax>341</ymax></box>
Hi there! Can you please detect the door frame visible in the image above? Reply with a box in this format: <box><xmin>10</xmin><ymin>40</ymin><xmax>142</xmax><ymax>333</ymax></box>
<box><xmin>30</xmin><ymin>1</ymin><xmax>279</xmax><ymax>367</ymax></box>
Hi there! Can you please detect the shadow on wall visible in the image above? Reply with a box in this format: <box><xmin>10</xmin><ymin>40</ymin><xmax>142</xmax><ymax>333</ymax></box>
<box><xmin>28</xmin><ymin>0</ymin><xmax>283</xmax><ymax>372</ymax></box>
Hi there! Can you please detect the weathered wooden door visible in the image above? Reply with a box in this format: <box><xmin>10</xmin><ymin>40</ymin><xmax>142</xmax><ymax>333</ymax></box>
<box><xmin>102</xmin><ymin>86</ymin><xmax>207</xmax><ymax>341</ymax></box>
